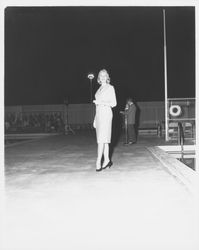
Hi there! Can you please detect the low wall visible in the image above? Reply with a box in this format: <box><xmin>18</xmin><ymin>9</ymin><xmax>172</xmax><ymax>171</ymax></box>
<box><xmin>5</xmin><ymin>102</ymin><xmax>165</xmax><ymax>130</ymax></box>
<box><xmin>137</xmin><ymin>102</ymin><xmax>165</xmax><ymax>128</ymax></box>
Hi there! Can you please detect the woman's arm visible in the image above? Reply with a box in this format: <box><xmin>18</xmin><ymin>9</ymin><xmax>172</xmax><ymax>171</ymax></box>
<box><xmin>109</xmin><ymin>86</ymin><xmax>117</xmax><ymax>108</ymax></box>
<box><xmin>93</xmin><ymin>116</ymin><xmax>96</xmax><ymax>128</ymax></box>
<box><xmin>93</xmin><ymin>86</ymin><xmax>117</xmax><ymax>107</ymax></box>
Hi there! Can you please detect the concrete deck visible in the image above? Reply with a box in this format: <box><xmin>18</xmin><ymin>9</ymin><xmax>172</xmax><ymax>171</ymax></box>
<box><xmin>3</xmin><ymin>132</ymin><xmax>199</xmax><ymax>250</ymax></box>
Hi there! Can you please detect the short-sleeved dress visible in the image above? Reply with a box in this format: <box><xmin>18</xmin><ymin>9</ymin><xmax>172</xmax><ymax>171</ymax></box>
<box><xmin>94</xmin><ymin>84</ymin><xmax>117</xmax><ymax>143</ymax></box>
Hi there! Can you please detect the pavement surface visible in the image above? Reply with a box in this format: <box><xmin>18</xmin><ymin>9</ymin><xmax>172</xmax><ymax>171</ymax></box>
<box><xmin>3</xmin><ymin>131</ymin><xmax>199</xmax><ymax>250</ymax></box>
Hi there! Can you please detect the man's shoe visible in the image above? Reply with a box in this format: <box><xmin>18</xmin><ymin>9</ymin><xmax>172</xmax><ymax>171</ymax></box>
<box><xmin>128</xmin><ymin>141</ymin><xmax>136</xmax><ymax>145</ymax></box>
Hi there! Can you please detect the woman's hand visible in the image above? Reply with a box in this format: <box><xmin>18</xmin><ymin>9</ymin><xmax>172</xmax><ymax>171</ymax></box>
<box><xmin>93</xmin><ymin>100</ymin><xmax>107</xmax><ymax>106</ymax></box>
<box><xmin>93</xmin><ymin>100</ymin><xmax>101</xmax><ymax>105</ymax></box>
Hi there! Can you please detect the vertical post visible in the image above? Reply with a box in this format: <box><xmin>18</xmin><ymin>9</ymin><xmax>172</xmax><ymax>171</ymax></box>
<box><xmin>87</xmin><ymin>73</ymin><xmax>95</xmax><ymax>127</ymax></box>
<box><xmin>63</xmin><ymin>103</ymin><xmax>68</xmax><ymax>135</ymax></box>
<box><xmin>90</xmin><ymin>79</ymin><xmax>92</xmax><ymax>104</ymax></box>
<box><xmin>63</xmin><ymin>98</ymin><xmax>69</xmax><ymax>135</ymax></box>
<box><xmin>163</xmin><ymin>9</ymin><xmax>169</xmax><ymax>141</ymax></box>
<box><xmin>125</xmin><ymin>114</ymin><xmax>128</xmax><ymax>144</ymax></box>
<box><xmin>90</xmin><ymin>78</ymin><xmax>93</xmax><ymax>127</ymax></box>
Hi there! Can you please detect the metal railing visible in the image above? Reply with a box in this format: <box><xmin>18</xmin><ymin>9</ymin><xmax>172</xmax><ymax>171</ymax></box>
<box><xmin>178</xmin><ymin>122</ymin><xmax>184</xmax><ymax>153</ymax></box>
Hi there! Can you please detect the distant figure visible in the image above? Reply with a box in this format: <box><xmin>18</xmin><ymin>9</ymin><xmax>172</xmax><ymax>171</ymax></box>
<box><xmin>93</xmin><ymin>69</ymin><xmax>117</xmax><ymax>171</ymax></box>
<box><xmin>124</xmin><ymin>98</ymin><xmax>137</xmax><ymax>144</ymax></box>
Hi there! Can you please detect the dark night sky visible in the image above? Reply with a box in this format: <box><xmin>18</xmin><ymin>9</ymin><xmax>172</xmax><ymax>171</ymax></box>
<box><xmin>4</xmin><ymin>6</ymin><xmax>195</xmax><ymax>106</ymax></box>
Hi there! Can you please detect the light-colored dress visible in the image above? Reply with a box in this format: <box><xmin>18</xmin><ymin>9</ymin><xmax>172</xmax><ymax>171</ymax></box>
<box><xmin>94</xmin><ymin>84</ymin><xmax>117</xmax><ymax>143</ymax></box>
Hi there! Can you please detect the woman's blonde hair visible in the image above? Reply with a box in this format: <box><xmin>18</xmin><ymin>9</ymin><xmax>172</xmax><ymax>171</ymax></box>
<box><xmin>97</xmin><ymin>69</ymin><xmax>110</xmax><ymax>84</ymax></box>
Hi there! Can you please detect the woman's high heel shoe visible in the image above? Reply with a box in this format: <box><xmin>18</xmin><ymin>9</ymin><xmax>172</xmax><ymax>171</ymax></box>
<box><xmin>96</xmin><ymin>161</ymin><xmax>102</xmax><ymax>172</ymax></box>
<box><xmin>102</xmin><ymin>161</ymin><xmax>112</xmax><ymax>170</ymax></box>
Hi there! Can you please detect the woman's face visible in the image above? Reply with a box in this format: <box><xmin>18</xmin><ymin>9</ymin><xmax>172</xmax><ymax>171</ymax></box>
<box><xmin>99</xmin><ymin>71</ymin><xmax>108</xmax><ymax>84</ymax></box>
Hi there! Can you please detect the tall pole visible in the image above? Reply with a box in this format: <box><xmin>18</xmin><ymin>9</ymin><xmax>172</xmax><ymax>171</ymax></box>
<box><xmin>87</xmin><ymin>73</ymin><xmax>95</xmax><ymax>125</ymax></box>
<box><xmin>163</xmin><ymin>9</ymin><xmax>169</xmax><ymax>141</ymax></box>
<box><xmin>90</xmin><ymin>78</ymin><xmax>93</xmax><ymax>103</ymax></box>
<box><xmin>90</xmin><ymin>78</ymin><xmax>93</xmax><ymax>125</ymax></box>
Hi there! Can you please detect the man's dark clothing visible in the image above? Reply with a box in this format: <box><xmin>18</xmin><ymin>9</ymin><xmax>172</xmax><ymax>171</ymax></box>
<box><xmin>127</xmin><ymin>124</ymin><xmax>136</xmax><ymax>143</ymax></box>
<box><xmin>125</xmin><ymin>103</ymin><xmax>136</xmax><ymax>143</ymax></box>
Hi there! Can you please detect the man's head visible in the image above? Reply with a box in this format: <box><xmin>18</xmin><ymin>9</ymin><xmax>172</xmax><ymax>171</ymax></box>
<box><xmin>127</xmin><ymin>98</ymin><xmax>133</xmax><ymax>105</ymax></box>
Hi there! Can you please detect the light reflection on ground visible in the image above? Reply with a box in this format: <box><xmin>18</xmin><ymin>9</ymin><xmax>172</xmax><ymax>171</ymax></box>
<box><xmin>4</xmin><ymin>132</ymin><xmax>199</xmax><ymax>250</ymax></box>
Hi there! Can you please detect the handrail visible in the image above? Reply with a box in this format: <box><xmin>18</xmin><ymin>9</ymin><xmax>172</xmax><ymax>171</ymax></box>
<box><xmin>177</xmin><ymin>122</ymin><xmax>184</xmax><ymax>153</ymax></box>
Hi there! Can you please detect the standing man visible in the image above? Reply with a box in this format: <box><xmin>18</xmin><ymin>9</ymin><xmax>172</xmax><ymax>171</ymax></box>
<box><xmin>124</xmin><ymin>98</ymin><xmax>137</xmax><ymax>144</ymax></box>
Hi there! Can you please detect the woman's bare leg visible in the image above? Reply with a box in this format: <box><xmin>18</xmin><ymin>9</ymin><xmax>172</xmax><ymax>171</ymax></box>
<box><xmin>96</xmin><ymin>143</ymin><xmax>104</xmax><ymax>169</ymax></box>
<box><xmin>102</xmin><ymin>143</ymin><xmax>110</xmax><ymax>168</ymax></box>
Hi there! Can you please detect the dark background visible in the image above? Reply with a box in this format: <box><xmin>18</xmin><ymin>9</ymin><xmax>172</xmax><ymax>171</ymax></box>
<box><xmin>4</xmin><ymin>6</ymin><xmax>195</xmax><ymax>107</ymax></box>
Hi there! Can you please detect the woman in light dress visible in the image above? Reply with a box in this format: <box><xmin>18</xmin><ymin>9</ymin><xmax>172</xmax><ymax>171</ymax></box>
<box><xmin>93</xmin><ymin>69</ymin><xmax>117</xmax><ymax>171</ymax></box>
